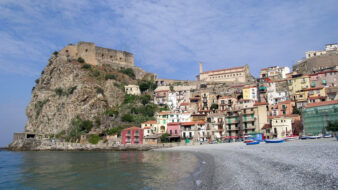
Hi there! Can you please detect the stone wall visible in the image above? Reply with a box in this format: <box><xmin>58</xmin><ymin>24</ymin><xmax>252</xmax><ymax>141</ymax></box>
<box><xmin>293</xmin><ymin>52</ymin><xmax>338</xmax><ymax>74</ymax></box>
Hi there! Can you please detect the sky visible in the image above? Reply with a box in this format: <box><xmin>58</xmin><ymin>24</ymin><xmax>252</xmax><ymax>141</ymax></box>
<box><xmin>0</xmin><ymin>0</ymin><xmax>337</xmax><ymax>146</ymax></box>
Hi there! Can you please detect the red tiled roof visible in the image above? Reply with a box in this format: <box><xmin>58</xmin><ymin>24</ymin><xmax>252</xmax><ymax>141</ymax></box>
<box><xmin>303</xmin><ymin>87</ymin><xmax>323</xmax><ymax>91</ymax></box>
<box><xmin>144</xmin><ymin>126</ymin><xmax>151</xmax><ymax>129</ymax></box>
<box><xmin>305</xmin><ymin>100</ymin><xmax>338</xmax><ymax>108</ymax></box>
<box><xmin>278</xmin><ymin>100</ymin><xmax>292</xmax><ymax>104</ymax></box>
<box><xmin>309</xmin><ymin>70</ymin><xmax>337</xmax><ymax>76</ymax></box>
<box><xmin>262</xmin><ymin>124</ymin><xmax>271</xmax><ymax>129</ymax></box>
<box><xmin>197</xmin><ymin>121</ymin><xmax>206</xmax><ymax>125</ymax></box>
<box><xmin>243</xmin><ymin>86</ymin><xmax>256</xmax><ymax>89</ymax></box>
<box><xmin>180</xmin><ymin>122</ymin><xmax>196</xmax><ymax>126</ymax></box>
<box><xmin>158</xmin><ymin>111</ymin><xmax>171</xmax><ymax>115</ymax></box>
<box><xmin>200</xmin><ymin>66</ymin><xmax>245</xmax><ymax>74</ymax></box>
<box><xmin>142</xmin><ymin>120</ymin><xmax>157</xmax><ymax>124</ymax></box>
<box><xmin>168</xmin><ymin>122</ymin><xmax>180</xmax><ymax>125</ymax></box>
<box><xmin>308</xmin><ymin>96</ymin><xmax>326</xmax><ymax>100</ymax></box>
<box><xmin>254</xmin><ymin>102</ymin><xmax>268</xmax><ymax>106</ymax></box>
<box><xmin>180</xmin><ymin>102</ymin><xmax>190</xmax><ymax>106</ymax></box>
<box><xmin>123</xmin><ymin>126</ymin><xmax>143</xmax><ymax>130</ymax></box>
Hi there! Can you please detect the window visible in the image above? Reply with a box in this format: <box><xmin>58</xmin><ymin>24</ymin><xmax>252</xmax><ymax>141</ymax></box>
<box><xmin>170</xmin><ymin>130</ymin><xmax>172</xmax><ymax>134</ymax></box>
<box><xmin>175</xmin><ymin>130</ymin><xmax>177</xmax><ymax>134</ymax></box>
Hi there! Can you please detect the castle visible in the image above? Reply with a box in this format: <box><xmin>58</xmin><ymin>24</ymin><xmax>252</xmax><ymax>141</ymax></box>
<box><xmin>197</xmin><ymin>63</ymin><xmax>254</xmax><ymax>83</ymax></box>
<box><xmin>59</xmin><ymin>42</ymin><xmax>156</xmax><ymax>80</ymax></box>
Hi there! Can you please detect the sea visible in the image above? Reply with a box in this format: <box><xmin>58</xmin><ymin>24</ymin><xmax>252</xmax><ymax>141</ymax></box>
<box><xmin>0</xmin><ymin>150</ymin><xmax>202</xmax><ymax>190</ymax></box>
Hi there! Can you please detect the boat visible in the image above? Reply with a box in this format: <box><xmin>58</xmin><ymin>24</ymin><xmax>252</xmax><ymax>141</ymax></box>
<box><xmin>246</xmin><ymin>141</ymin><xmax>260</xmax><ymax>145</ymax></box>
<box><xmin>286</xmin><ymin>135</ymin><xmax>299</xmax><ymax>141</ymax></box>
<box><xmin>308</xmin><ymin>136</ymin><xmax>321</xmax><ymax>139</ymax></box>
<box><xmin>265</xmin><ymin>139</ymin><xmax>285</xmax><ymax>143</ymax></box>
<box><xmin>244</xmin><ymin>140</ymin><xmax>254</xmax><ymax>143</ymax></box>
<box><xmin>322</xmin><ymin>134</ymin><xmax>332</xmax><ymax>138</ymax></box>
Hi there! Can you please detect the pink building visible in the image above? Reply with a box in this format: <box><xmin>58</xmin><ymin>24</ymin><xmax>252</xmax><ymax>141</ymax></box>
<box><xmin>167</xmin><ymin>122</ymin><xmax>180</xmax><ymax>136</ymax></box>
<box><xmin>277</xmin><ymin>100</ymin><xmax>294</xmax><ymax>116</ymax></box>
<box><xmin>121</xmin><ymin>126</ymin><xmax>144</xmax><ymax>145</ymax></box>
<box><xmin>167</xmin><ymin>122</ymin><xmax>180</xmax><ymax>142</ymax></box>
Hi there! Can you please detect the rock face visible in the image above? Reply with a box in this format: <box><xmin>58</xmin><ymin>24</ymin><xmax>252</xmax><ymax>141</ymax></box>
<box><xmin>26</xmin><ymin>53</ymin><xmax>133</xmax><ymax>135</ymax></box>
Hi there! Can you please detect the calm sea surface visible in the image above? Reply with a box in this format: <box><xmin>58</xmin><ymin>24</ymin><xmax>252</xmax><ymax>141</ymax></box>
<box><xmin>0</xmin><ymin>150</ymin><xmax>199</xmax><ymax>190</ymax></box>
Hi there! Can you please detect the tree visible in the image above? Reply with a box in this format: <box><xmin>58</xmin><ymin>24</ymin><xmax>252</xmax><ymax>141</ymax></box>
<box><xmin>326</xmin><ymin>121</ymin><xmax>338</xmax><ymax>132</ymax></box>
<box><xmin>160</xmin><ymin>133</ymin><xmax>170</xmax><ymax>143</ymax></box>
<box><xmin>293</xmin><ymin>107</ymin><xmax>301</xmax><ymax>115</ymax></box>
<box><xmin>120</xmin><ymin>68</ymin><xmax>135</xmax><ymax>79</ymax></box>
<box><xmin>122</xmin><ymin>114</ymin><xmax>134</xmax><ymax>122</ymax></box>
<box><xmin>140</xmin><ymin>94</ymin><xmax>151</xmax><ymax>105</ymax></box>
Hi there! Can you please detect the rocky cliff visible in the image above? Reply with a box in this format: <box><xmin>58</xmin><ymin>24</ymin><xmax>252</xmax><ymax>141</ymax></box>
<box><xmin>25</xmin><ymin>51</ymin><xmax>154</xmax><ymax>137</ymax></box>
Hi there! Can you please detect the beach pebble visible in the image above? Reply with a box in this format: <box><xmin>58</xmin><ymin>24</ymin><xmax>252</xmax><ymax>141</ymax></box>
<box><xmin>195</xmin><ymin>180</ymin><xmax>202</xmax><ymax>186</ymax></box>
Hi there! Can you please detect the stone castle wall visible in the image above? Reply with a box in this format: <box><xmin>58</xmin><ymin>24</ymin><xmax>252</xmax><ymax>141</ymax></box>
<box><xmin>59</xmin><ymin>42</ymin><xmax>134</xmax><ymax>67</ymax></box>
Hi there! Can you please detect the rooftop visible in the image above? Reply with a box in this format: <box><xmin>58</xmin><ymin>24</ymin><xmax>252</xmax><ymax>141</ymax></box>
<box><xmin>304</xmin><ymin>100</ymin><xmax>338</xmax><ymax>108</ymax></box>
<box><xmin>200</xmin><ymin>65</ymin><xmax>246</xmax><ymax>74</ymax></box>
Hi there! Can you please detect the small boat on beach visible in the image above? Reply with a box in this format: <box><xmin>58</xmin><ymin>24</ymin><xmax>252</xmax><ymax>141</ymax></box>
<box><xmin>244</xmin><ymin>140</ymin><xmax>254</xmax><ymax>143</ymax></box>
<box><xmin>265</xmin><ymin>139</ymin><xmax>285</xmax><ymax>143</ymax></box>
<box><xmin>246</xmin><ymin>141</ymin><xmax>260</xmax><ymax>145</ymax></box>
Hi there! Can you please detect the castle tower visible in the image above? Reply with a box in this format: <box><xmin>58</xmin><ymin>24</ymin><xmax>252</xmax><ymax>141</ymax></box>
<box><xmin>199</xmin><ymin>62</ymin><xmax>203</xmax><ymax>73</ymax></box>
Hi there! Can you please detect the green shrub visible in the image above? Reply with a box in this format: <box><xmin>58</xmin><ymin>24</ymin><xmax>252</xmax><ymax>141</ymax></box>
<box><xmin>104</xmin><ymin>74</ymin><xmax>116</xmax><ymax>80</ymax></box>
<box><xmin>140</xmin><ymin>94</ymin><xmax>151</xmax><ymax>105</ymax></box>
<box><xmin>55</xmin><ymin>130</ymin><xmax>65</xmax><ymax>139</ymax></box>
<box><xmin>94</xmin><ymin>116</ymin><xmax>101</xmax><ymax>127</ymax></box>
<box><xmin>120</xmin><ymin>68</ymin><xmax>135</xmax><ymax>79</ymax></box>
<box><xmin>160</xmin><ymin>133</ymin><xmax>170</xmax><ymax>143</ymax></box>
<box><xmin>82</xmin><ymin>64</ymin><xmax>91</xmax><ymax>69</ymax></box>
<box><xmin>35</xmin><ymin>99</ymin><xmax>49</xmax><ymax>118</ymax></box>
<box><xmin>139</xmin><ymin>80</ymin><xmax>157</xmax><ymax>92</ymax></box>
<box><xmin>96</xmin><ymin>87</ymin><xmax>104</xmax><ymax>94</ymax></box>
<box><xmin>66</xmin><ymin>86</ymin><xmax>77</xmax><ymax>95</ymax></box>
<box><xmin>123</xmin><ymin>94</ymin><xmax>136</xmax><ymax>104</ymax></box>
<box><xmin>92</xmin><ymin>69</ymin><xmax>101</xmax><ymax>77</ymax></box>
<box><xmin>53</xmin><ymin>51</ymin><xmax>58</xmax><ymax>56</ymax></box>
<box><xmin>121</xmin><ymin>114</ymin><xmax>134</xmax><ymax>122</ymax></box>
<box><xmin>71</xmin><ymin>117</ymin><xmax>94</xmax><ymax>133</ymax></box>
<box><xmin>78</xmin><ymin>57</ymin><xmax>85</xmax><ymax>63</ymax></box>
<box><xmin>88</xmin><ymin>134</ymin><xmax>101</xmax><ymax>144</ymax></box>
<box><xmin>104</xmin><ymin>108</ymin><xmax>119</xmax><ymax>117</ymax></box>
<box><xmin>54</xmin><ymin>87</ymin><xmax>64</xmax><ymax>96</ymax></box>
<box><xmin>35</xmin><ymin>79</ymin><xmax>39</xmax><ymax>84</ymax></box>
<box><xmin>107</xmin><ymin>126</ymin><xmax>124</xmax><ymax>135</ymax></box>
<box><xmin>159</xmin><ymin>104</ymin><xmax>169</xmax><ymax>112</ymax></box>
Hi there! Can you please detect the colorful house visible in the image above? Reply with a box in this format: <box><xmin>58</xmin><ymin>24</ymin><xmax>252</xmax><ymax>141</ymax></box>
<box><xmin>121</xmin><ymin>127</ymin><xmax>144</xmax><ymax>145</ymax></box>
<box><xmin>243</xmin><ymin>86</ymin><xmax>258</xmax><ymax>101</ymax></box>
<box><xmin>141</xmin><ymin>120</ymin><xmax>159</xmax><ymax>134</ymax></box>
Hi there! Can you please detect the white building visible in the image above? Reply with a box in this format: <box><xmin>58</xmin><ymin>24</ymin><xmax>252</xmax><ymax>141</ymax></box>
<box><xmin>125</xmin><ymin>85</ymin><xmax>141</xmax><ymax>95</ymax></box>
<box><xmin>260</xmin><ymin>66</ymin><xmax>290</xmax><ymax>79</ymax></box>
<box><xmin>305</xmin><ymin>43</ymin><xmax>338</xmax><ymax>59</ymax></box>
<box><xmin>266</xmin><ymin>82</ymin><xmax>289</xmax><ymax>105</ymax></box>
<box><xmin>271</xmin><ymin>117</ymin><xmax>293</xmax><ymax>139</ymax></box>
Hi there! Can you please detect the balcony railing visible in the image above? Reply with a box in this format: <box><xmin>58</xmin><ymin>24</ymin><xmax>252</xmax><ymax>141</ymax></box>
<box><xmin>225</xmin><ymin>119</ymin><xmax>239</xmax><ymax>124</ymax></box>
<box><xmin>243</xmin><ymin>117</ymin><xmax>256</xmax><ymax>122</ymax></box>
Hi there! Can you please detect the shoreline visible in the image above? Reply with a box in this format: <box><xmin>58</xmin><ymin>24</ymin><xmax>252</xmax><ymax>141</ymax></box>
<box><xmin>159</xmin><ymin>138</ymin><xmax>338</xmax><ymax>189</ymax></box>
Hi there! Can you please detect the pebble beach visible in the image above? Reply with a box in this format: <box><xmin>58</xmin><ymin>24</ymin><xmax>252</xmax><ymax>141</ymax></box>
<box><xmin>162</xmin><ymin>138</ymin><xmax>338</xmax><ymax>190</ymax></box>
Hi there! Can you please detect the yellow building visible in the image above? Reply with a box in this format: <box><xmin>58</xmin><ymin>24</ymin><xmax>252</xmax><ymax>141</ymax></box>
<box><xmin>155</xmin><ymin>112</ymin><xmax>170</xmax><ymax>133</ymax></box>
<box><xmin>288</xmin><ymin>74</ymin><xmax>310</xmax><ymax>99</ymax></box>
<box><xmin>242</xmin><ymin>86</ymin><xmax>258</xmax><ymax>100</ymax></box>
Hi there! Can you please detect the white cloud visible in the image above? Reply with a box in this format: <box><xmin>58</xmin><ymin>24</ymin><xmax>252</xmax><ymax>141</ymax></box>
<box><xmin>0</xmin><ymin>0</ymin><xmax>337</xmax><ymax>78</ymax></box>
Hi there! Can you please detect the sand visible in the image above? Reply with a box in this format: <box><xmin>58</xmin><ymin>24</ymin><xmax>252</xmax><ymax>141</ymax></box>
<box><xmin>160</xmin><ymin>138</ymin><xmax>338</xmax><ymax>190</ymax></box>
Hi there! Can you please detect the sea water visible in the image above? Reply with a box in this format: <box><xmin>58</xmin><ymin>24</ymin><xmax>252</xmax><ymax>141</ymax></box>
<box><xmin>0</xmin><ymin>150</ymin><xmax>199</xmax><ymax>190</ymax></box>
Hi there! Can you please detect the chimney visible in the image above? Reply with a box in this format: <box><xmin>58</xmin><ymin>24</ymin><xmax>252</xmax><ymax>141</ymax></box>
<box><xmin>199</xmin><ymin>62</ymin><xmax>203</xmax><ymax>73</ymax></box>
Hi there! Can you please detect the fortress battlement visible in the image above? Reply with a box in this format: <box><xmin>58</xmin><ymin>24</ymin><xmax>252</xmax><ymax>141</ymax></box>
<box><xmin>59</xmin><ymin>42</ymin><xmax>134</xmax><ymax>67</ymax></box>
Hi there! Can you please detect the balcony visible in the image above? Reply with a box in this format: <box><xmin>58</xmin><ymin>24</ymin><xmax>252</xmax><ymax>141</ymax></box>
<box><xmin>242</xmin><ymin>117</ymin><xmax>256</xmax><ymax>122</ymax></box>
<box><xmin>242</xmin><ymin>110</ymin><xmax>254</xmax><ymax>115</ymax></box>
<box><xmin>134</xmin><ymin>133</ymin><xmax>140</xmax><ymax>137</ymax></box>
<box><xmin>225</xmin><ymin>119</ymin><xmax>239</xmax><ymax>124</ymax></box>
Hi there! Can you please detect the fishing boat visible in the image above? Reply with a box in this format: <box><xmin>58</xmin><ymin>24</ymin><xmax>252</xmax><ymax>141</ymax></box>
<box><xmin>265</xmin><ymin>139</ymin><xmax>284</xmax><ymax>143</ymax></box>
<box><xmin>285</xmin><ymin>135</ymin><xmax>299</xmax><ymax>141</ymax></box>
<box><xmin>244</xmin><ymin>140</ymin><xmax>254</xmax><ymax>143</ymax></box>
<box><xmin>246</xmin><ymin>141</ymin><xmax>260</xmax><ymax>145</ymax></box>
